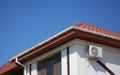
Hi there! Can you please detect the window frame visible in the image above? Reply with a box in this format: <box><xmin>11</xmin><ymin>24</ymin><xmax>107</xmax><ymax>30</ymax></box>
<box><xmin>38</xmin><ymin>53</ymin><xmax>61</xmax><ymax>75</ymax></box>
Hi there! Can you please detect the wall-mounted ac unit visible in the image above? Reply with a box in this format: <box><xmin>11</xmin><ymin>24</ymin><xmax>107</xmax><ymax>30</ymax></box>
<box><xmin>88</xmin><ymin>45</ymin><xmax>103</xmax><ymax>59</ymax></box>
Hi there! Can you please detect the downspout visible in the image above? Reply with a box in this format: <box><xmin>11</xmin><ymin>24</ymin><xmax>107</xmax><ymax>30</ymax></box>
<box><xmin>15</xmin><ymin>57</ymin><xmax>26</xmax><ymax>75</ymax></box>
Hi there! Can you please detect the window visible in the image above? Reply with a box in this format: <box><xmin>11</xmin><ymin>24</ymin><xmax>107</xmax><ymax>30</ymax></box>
<box><xmin>38</xmin><ymin>53</ymin><xmax>61</xmax><ymax>75</ymax></box>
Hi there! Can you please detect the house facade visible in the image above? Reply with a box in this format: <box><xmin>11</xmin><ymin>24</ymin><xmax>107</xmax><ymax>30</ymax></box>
<box><xmin>0</xmin><ymin>23</ymin><xmax>120</xmax><ymax>75</ymax></box>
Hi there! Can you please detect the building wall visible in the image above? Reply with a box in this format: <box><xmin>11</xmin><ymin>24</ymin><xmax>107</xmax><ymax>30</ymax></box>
<box><xmin>24</xmin><ymin>39</ymin><xmax>77</xmax><ymax>75</ymax></box>
<box><xmin>24</xmin><ymin>39</ymin><xmax>120</xmax><ymax>75</ymax></box>
<box><xmin>69</xmin><ymin>39</ymin><xmax>120</xmax><ymax>75</ymax></box>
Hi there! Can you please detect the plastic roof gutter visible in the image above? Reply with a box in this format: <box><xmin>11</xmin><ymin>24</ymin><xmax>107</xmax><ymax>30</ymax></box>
<box><xmin>10</xmin><ymin>26</ymin><xmax>74</xmax><ymax>61</ymax></box>
<box><xmin>10</xmin><ymin>26</ymin><xmax>120</xmax><ymax>61</ymax></box>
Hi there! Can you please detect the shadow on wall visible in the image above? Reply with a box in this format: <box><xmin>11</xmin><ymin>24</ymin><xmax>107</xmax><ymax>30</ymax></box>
<box><xmin>103</xmin><ymin>50</ymin><xmax>120</xmax><ymax>66</ymax></box>
<box><xmin>77</xmin><ymin>45</ymin><xmax>106</xmax><ymax>74</ymax></box>
<box><xmin>87</xmin><ymin>59</ymin><xmax>106</xmax><ymax>74</ymax></box>
<box><xmin>76</xmin><ymin>45</ymin><xmax>106</xmax><ymax>74</ymax></box>
<box><xmin>87</xmin><ymin>50</ymin><xmax>120</xmax><ymax>75</ymax></box>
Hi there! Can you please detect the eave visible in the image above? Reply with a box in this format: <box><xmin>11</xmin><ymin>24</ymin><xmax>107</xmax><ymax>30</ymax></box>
<box><xmin>1</xmin><ymin>23</ymin><xmax>120</xmax><ymax>75</ymax></box>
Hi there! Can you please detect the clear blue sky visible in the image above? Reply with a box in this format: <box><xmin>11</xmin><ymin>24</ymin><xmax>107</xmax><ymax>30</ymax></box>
<box><xmin>0</xmin><ymin>0</ymin><xmax>120</xmax><ymax>67</ymax></box>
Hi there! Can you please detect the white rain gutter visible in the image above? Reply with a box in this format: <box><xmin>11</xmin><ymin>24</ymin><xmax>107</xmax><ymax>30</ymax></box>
<box><xmin>15</xmin><ymin>57</ymin><xmax>26</xmax><ymax>75</ymax></box>
<box><xmin>10</xmin><ymin>26</ymin><xmax>74</xmax><ymax>61</ymax></box>
<box><xmin>10</xmin><ymin>26</ymin><xmax>120</xmax><ymax>61</ymax></box>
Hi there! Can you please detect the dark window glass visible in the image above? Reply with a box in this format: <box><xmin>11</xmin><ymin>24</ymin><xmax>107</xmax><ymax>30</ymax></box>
<box><xmin>54</xmin><ymin>54</ymin><xmax>61</xmax><ymax>75</ymax></box>
<box><xmin>38</xmin><ymin>53</ymin><xmax>61</xmax><ymax>75</ymax></box>
<box><xmin>46</xmin><ymin>59</ymin><xmax>53</xmax><ymax>75</ymax></box>
<box><xmin>38</xmin><ymin>62</ymin><xmax>45</xmax><ymax>75</ymax></box>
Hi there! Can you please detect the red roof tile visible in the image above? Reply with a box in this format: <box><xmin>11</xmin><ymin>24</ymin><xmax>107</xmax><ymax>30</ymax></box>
<box><xmin>73</xmin><ymin>23</ymin><xmax>120</xmax><ymax>38</ymax></box>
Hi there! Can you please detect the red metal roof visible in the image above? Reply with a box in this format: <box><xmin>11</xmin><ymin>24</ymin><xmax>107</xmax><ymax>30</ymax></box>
<box><xmin>73</xmin><ymin>23</ymin><xmax>120</xmax><ymax>38</ymax></box>
<box><xmin>0</xmin><ymin>23</ymin><xmax>120</xmax><ymax>75</ymax></box>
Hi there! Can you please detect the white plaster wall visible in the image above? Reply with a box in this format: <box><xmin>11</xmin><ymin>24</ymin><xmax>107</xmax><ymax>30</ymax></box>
<box><xmin>26</xmin><ymin>65</ymin><xmax>30</xmax><ymax>75</ymax></box>
<box><xmin>61</xmin><ymin>49</ymin><xmax>68</xmax><ymax>75</ymax></box>
<box><xmin>69</xmin><ymin>44</ymin><xmax>88</xmax><ymax>75</ymax></box>
<box><xmin>84</xmin><ymin>49</ymin><xmax>120</xmax><ymax>75</ymax></box>
<box><xmin>23</xmin><ymin>39</ymin><xmax>120</xmax><ymax>75</ymax></box>
<box><xmin>103</xmin><ymin>50</ymin><xmax>120</xmax><ymax>75</ymax></box>
<box><xmin>72</xmin><ymin>39</ymin><xmax>120</xmax><ymax>75</ymax></box>
<box><xmin>69</xmin><ymin>45</ymin><xmax>79</xmax><ymax>75</ymax></box>
<box><xmin>31</xmin><ymin>63</ymin><xmax>38</xmax><ymax>75</ymax></box>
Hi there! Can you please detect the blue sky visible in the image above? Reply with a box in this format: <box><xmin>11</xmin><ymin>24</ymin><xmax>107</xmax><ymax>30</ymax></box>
<box><xmin>0</xmin><ymin>0</ymin><xmax>120</xmax><ymax>67</ymax></box>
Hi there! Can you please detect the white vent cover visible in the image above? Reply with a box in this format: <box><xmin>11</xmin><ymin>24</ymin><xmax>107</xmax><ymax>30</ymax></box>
<box><xmin>88</xmin><ymin>45</ymin><xmax>103</xmax><ymax>59</ymax></box>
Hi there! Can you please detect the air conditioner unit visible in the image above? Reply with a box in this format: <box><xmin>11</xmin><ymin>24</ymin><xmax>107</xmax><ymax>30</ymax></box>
<box><xmin>88</xmin><ymin>45</ymin><xmax>103</xmax><ymax>59</ymax></box>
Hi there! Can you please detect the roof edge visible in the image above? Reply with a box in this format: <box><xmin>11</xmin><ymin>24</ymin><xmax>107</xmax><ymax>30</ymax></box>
<box><xmin>73</xmin><ymin>26</ymin><xmax>120</xmax><ymax>40</ymax></box>
<box><xmin>10</xmin><ymin>26</ymin><xmax>74</xmax><ymax>61</ymax></box>
<box><xmin>10</xmin><ymin>24</ymin><xmax>120</xmax><ymax>61</ymax></box>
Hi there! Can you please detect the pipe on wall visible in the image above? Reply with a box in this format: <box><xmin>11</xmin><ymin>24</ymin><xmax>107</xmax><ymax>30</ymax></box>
<box><xmin>15</xmin><ymin>57</ymin><xmax>26</xmax><ymax>75</ymax></box>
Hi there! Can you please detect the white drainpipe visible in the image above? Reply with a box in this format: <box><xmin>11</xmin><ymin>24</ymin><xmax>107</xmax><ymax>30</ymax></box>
<box><xmin>15</xmin><ymin>57</ymin><xmax>26</xmax><ymax>75</ymax></box>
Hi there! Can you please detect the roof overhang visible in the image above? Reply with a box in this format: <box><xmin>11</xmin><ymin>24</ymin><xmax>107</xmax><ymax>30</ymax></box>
<box><xmin>10</xmin><ymin>26</ymin><xmax>120</xmax><ymax>61</ymax></box>
<box><xmin>1</xmin><ymin>24</ymin><xmax>120</xmax><ymax>75</ymax></box>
